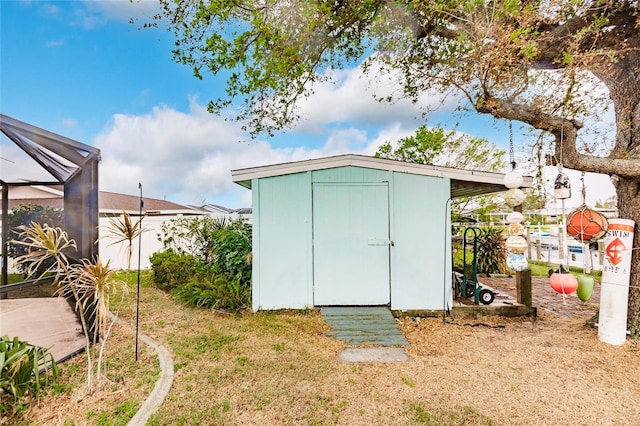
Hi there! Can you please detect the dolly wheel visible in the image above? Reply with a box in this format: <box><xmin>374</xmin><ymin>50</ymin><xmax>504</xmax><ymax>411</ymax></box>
<box><xmin>479</xmin><ymin>289</ymin><xmax>495</xmax><ymax>305</ymax></box>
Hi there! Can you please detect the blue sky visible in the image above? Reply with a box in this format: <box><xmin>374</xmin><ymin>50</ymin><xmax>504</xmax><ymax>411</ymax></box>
<box><xmin>1</xmin><ymin>0</ymin><xmax>615</xmax><ymax>209</ymax></box>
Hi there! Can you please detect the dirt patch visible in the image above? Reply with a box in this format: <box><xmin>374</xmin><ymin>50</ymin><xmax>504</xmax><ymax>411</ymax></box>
<box><xmin>12</xmin><ymin>284</ymin><xmax>640</xmax><ymax>425</ymax></box>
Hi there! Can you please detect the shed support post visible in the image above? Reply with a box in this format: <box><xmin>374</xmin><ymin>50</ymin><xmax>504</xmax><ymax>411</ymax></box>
<box><xmin>516</xmin><ymin>269</ymin><xmax>532</xmax><ymax>307</ymax></box>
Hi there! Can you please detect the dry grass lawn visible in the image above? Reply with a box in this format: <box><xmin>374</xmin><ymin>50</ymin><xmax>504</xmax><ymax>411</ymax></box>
<box><xmin>11</xmin><ymin>279</ymin><xmax>640</xmax><ymax>425</ymax></box>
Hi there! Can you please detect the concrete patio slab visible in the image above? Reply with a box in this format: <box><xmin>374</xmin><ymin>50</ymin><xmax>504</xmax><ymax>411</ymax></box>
<box><xmin>0</xmin><ymin>297</ymin><xmax>85</xmax><ymax>363</ymax></box>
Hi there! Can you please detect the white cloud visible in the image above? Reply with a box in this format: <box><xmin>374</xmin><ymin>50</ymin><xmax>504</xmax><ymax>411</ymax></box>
<box><xmin>292</xmin><ymin>60</ymin><xmax>461</xmax><ymax>134</ymax></box>
<box><xmin>45</xmin><ymin>39</ymin><xmax>65</xmax><ymax>48</ymax></box>
<box><xmin>93</xmin><ymin>101</ymin><xmax>401</xmax><ymax>208</ymax></box>
<box><xmin>61</xmin><ymin>118</ymin><xmax>78</xmax><ymax>128</ymax></box>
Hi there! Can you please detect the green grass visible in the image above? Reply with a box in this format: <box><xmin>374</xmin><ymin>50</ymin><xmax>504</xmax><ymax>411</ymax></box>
<box><xmin>528</xmin><ymin>260</ymin><xmax>602</xmax><ymax>279</ymax></box>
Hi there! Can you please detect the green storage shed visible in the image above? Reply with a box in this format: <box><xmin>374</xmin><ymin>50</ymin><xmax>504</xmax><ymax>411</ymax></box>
<box><xmin>231</xmin><ymin>154</ymin><xmax>532</xmax><ymax>312</ymax></box>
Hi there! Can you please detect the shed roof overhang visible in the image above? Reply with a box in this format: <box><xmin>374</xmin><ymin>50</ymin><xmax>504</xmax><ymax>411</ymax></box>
<box><xmin>231</xmin><ymin>154</ymin><xmax>533</xmax><ymax>198</ymax></box>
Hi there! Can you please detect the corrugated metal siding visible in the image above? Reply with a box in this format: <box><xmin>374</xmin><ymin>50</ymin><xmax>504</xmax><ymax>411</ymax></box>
<box><xmin>252</xmin><ymin>173</ymin><xmax>313</xmax><ymax>310</ymax></box>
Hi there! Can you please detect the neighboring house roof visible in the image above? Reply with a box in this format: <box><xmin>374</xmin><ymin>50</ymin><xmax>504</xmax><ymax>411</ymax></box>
<box><xmin>6</xmin><ymin>189</ymin><xmax>197</xmax><ymax>215</ymax></box>
<box><xmin>231</xmin><ymin>154</ymin><xmax>534</xmax><ymax>198</ymax></box>
<box><xmin>189</xmin><ymin>204</ymin><xmax>236</xmax><ymax>214</ymax></box>
<box><xmin>188</xmin><ymin>204</ymin><xmax>252</xmax><ymax>216</ymax></box>
<box><xmin>98</xmin><ymin>191</ymin><xmax>197</xmax><ymax>215</ymax></box>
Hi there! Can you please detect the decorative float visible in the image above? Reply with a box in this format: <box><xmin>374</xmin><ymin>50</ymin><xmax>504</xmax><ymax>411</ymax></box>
<box><xmin>565</xmin><ymin>172</ymin><xmax>609</xmax><ymax>301</ymax></box>
<box><xmin>503</xmin><ymin>124</ymin><xmax>528</xmax><ymax>272</ymax></box>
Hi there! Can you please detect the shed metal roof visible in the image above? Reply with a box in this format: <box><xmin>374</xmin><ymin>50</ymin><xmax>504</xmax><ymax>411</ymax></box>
<box><xmin>231</xmin><ymin>154</ymin><xmax>533</xmax><ymax>198</ymax></box>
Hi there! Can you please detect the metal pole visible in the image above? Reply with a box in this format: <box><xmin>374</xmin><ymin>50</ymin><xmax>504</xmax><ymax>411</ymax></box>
<box><xmin>1</xmin><ymin>181</ymin><xmax>8</xmax><ymax>294</ymax></box>
<box><xmin>135</xmin><ymin>183</ymin><xmax>143</xmax><ymax>361</ymax></box>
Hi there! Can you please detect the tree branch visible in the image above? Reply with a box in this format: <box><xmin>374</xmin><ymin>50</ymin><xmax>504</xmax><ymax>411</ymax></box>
<box><xmin>476</xmin><ymin>94</ymin><xmax>640</xmax><ymax>178</ymax></box>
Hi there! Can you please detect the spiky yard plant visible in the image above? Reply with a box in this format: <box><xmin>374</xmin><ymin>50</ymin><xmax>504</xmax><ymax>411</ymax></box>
<box><xmin>12</xmin><ymin>223</ymin><xmax>125</xmax><ymax>394</ymax></box>
<box><xmin>61</xmin><ymin>258</ymin><xmax>125</xmax><ymax>383</ymax></box>
<box><xmin>12</xmin><ymin>222</ymin><xmax>75</xmax><ymax>284</ymax></box>
<box><xmin>101</xmin><ymin>211</ymin><xmax>147</xmax><ymax>282</ymax></box>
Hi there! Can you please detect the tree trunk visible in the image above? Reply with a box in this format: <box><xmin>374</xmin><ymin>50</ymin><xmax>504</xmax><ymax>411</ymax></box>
<box><xmin>615</xmin><ymin>177</ymin><xmax>640</xmax><ymax>338</ymax></box>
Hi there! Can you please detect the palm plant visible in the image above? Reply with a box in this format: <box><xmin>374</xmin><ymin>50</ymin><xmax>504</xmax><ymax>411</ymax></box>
<box><xmin>12</xmin><ymin>222</ymin><xmax>75</xmax><ymax>283</ymax></box>
<box><xmin>102</xmin><ymin>211</ymin><xmax>147</xmax><ymax>278</ymax></box>
<box><xmin>12</xmin><ymin>223</ymin><xmax>125</xmax><ymax>394</ymax></box>
<box><xmin>62</xmin><ymin>258</ymin><xmax>124</xmax><ymax>382</ymax></box>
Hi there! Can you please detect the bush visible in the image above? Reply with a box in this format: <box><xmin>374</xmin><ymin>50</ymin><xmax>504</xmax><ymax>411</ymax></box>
<box><xmin>149</xmin><ymin>250</ymin><xmax>201</xmax><ymax>291</ymax></box>
<box><xmin>172</xmin><ymin>274</ymin><xmax>251</xmax><ymax>312</ymax></box>
<box><xmin>6</xmin><ymin>204</ymin><xmax>64</xmax><ymax>276</ymax></box>
<box><xmin>152</xmin><ymin>217</ymin><xmax>252</xmax><ymax>312</ymax></box>
<box><xmin>0</xmin><ymin>335</ymin><xmax>59</xmax><ymax>414</ymax></box>
<box><xmin>210</xmin><ymin>221</ymin><xmax>252</xmax><ymax>283</ymax></box>
<box><xmin>476</xmin><ymin>227</ymin><xmax>507</xmax><ymax>275</ymax></box>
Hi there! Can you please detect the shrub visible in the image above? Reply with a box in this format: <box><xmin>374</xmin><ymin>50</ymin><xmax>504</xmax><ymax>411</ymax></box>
<box><xmin>476</xmin><ymin>227</ymin><xmax>507</xmax><ymax>275</ymax></box>
<box><xmin>6</xmin><ymin>204</ymin><xmax>64</xmax><ymax>276</ymax></box>
<box><xmin>172</xmin><ymin>274</ymin><xmax>250</xmax><ymax>312</ymax></box>
<box><xmin>152</xmin><ymin>217</ymin><xmax>252</xmax><ymax>311</ymax></box>
<box><xmin>149</xmin><ymin>250</ymin><xmax>201</xmax><ymax>291</ymax></box>
<box><xmin>210</xmin><ymin>221</ymin><xmax>251</xmax><ymax>282</ymax></box>
<box><xmin>0</xmin><ymin>335</ymin><xmax>59</xmax><ymax>413</ymax></box>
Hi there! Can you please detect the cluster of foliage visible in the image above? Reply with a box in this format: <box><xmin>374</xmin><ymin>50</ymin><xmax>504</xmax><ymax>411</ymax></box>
<box><xmin>6</xmin><ymin>204</ymin><xmax>63</xmax><ymax>275</ymax></box>
<box><xmin>475</xmin><ymin>227</ymin><xmax>507</xmax><ymax>275</ymax></box>
<box><xmin>11</xmin><ymin>221</ymin><xmax>128</xmax><ymax>396</ymax></box>
<box><xmin>375</xmin><ymin>125</ymin><xmax>514</xmax><ymax>215</ymax></box>
<box><xmin>453</xmin><ymin>226</ymin><xmax>506</xmax><ymax>276</ymax></box>
<box><xmin>0</xmin><ymin>335</ymin><xmax>59</xmax><ymax>416</ymax></box>
<box><xmin>151</xmin><ymin>217</ymin><xmax>252</xmax><ymax>312</ymax></box>
<box><xmin>376</xmin><ymin>125</ymin><xmax>506</xmax><ymax>172</ymax></box>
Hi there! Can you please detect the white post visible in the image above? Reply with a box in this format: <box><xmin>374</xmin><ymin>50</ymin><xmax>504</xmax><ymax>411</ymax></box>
<box><xmin>598</xmin><ymin>219</ymin><xmax>636</xmax><ymax>345</ymax></box>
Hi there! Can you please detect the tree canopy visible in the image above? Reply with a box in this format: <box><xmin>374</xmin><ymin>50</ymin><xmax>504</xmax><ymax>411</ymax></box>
<box><xmin>375</xmin><ymin>125</ymin><xmax>506</xmax><ymax>171</ymax></box>
<box><xmin>154</xmin><ymin>1</ymin><xmax>640</xmax><ymax>337</ymax></box>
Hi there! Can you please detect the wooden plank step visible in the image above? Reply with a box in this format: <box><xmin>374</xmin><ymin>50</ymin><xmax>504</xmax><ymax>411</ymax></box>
<box><xmin>321</xmin><ymin>307</ymin><xmax>409</xmax><ymax>347</ymax></box>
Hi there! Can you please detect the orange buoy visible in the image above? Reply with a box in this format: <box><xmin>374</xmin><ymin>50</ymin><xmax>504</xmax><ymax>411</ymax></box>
<box><xmin>566</xmin><ymin>205</ymin><xmax>608</xmax><ymax>243</ymax></box>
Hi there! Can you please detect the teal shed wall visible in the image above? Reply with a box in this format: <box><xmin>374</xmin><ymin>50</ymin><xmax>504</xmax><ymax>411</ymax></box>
<box><xmin>251</xmin><ymin>165</ymin><xmax>453</xmax><ymax>311</ymax></box>
<box><xmin>389</xmin><ymin>172</ymin><xmax>452</xmax><ymax>310</ymax></box>
<box><xmin>252</xmin><ymin>173</ymin><xmax>313</xmax><ymax>310</ymax></box>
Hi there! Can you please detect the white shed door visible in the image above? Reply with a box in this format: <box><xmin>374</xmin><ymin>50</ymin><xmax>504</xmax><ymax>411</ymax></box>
<box><xmin>312</xmin><ymin>183</ymin><xmax>390</xmax><ymax>305</ymax></box>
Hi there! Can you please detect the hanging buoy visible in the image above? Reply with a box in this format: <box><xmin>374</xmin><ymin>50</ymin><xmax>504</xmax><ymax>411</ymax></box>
<box><xmin>504</xmin><ymin>170</ymin><xmax>524</xmax><ymax>189</ymax></box>
<box><xmin>576</xmin><ymin>274</ymin><xmax>595</xmax><ymax>302</ymax></box>
<box><xmin>550</xmin><ymin>271</ymin><xmax>578</xmax><ymax>294</ymax></box>
<box><xmin>504</xmin><ymin>188</ymin><xmax>526</xmax><ymax>207</ymax></box>
<box><xmin>506</xmin><ymin>253</ymin><xmax>528</xmax><ymax>271</ymax></box>
<box><xmin>554</xmin><ymin>164</ymin><xmax>571</xmax><ymax>199</ymax></box>
<box><xmin>505</xmin><ymin>235</ymin><xmax>528</xmax><ymax>254</ymax></box>
<box><xmin>566</xmin><ymin>205</ymin><xmax>608</xmax><ymax>243</ymax></box>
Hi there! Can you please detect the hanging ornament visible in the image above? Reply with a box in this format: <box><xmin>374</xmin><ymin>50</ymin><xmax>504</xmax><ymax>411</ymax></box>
<box><xmin>506</xmin><ymin>253</ymin><xmax>528</xmax><ymax>271</ymax></box>
<box><xmin>576</xmin><ymin>274</ymin><xmax>595</xmax><ymax>302</ymax></box>
<box><xmin>503</xmin><ymin>121</ymin><xmax>529</xmax><ymax>272</ymax></box>
<box><xmin>554</xmin><ymin>164</ymin><xmax>571</xmax><ymax>199</ymax></box>
<box><xmin>566</xmin><ymin>206</ymin><xmax>608</xmax><ymax>243</ymax></box>
<box><xmin>505</xmin><ymin>235</ymin><xmax>528</xmax><ymax>253</ymax></box>
<box><xmin>503</xmin><ymin>123</ymin><xmax>524</xmax><ymax>189</ymax></box>
<box><xmin>507</xmin><ymin>211</ymin><xmax>524</xmax><ymax>224</ymax></box>
<box><xmin>504</xmin><ymin>170</ymin><xmax>523</xmax><ymax>189</ymax></box>
<box><xmin>565</xmin><ymin>173</ymin><xmax>608</xmax><ymax>243</ymax></box>
<box><xmin>549</xmin><ymin>270</ymin><xmax>578</xmax><ymax>295</ymax></box>
<box><xmin>504</xmin><ymin>188</ymin><xmax>526</xmax><ymax>207</ymax></box>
